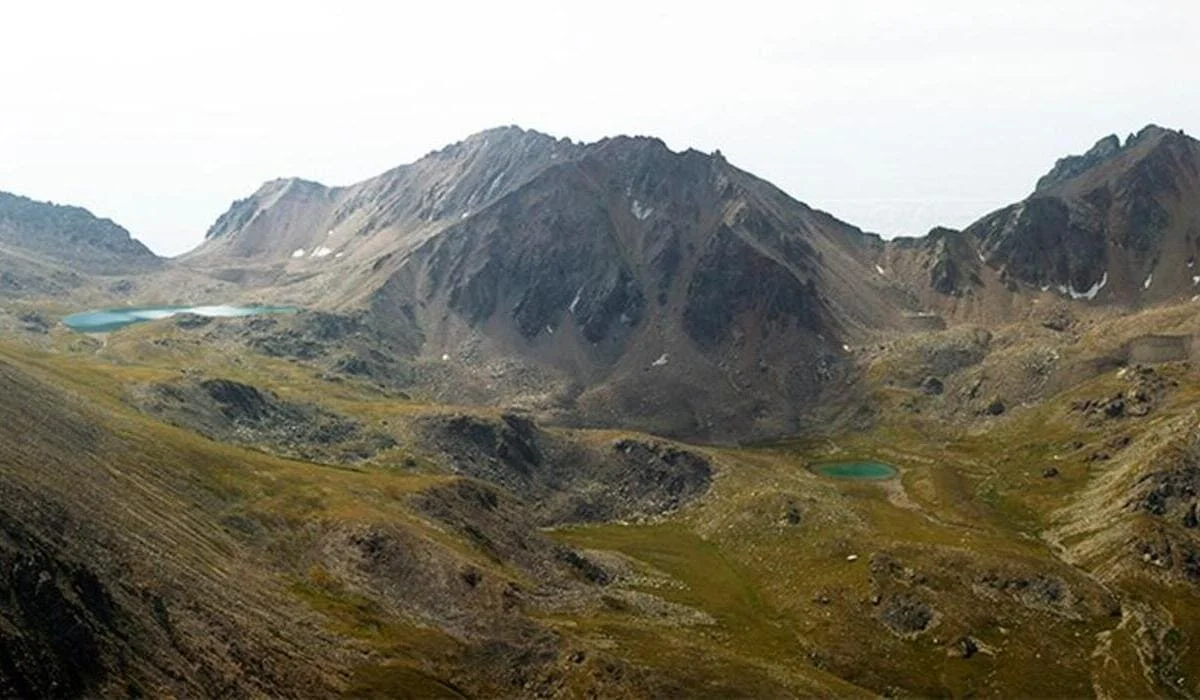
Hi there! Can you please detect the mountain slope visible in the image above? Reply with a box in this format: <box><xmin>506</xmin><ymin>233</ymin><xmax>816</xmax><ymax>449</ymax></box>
<box><xmin>0</xmin><ymin>192</ymin><xmax>158</xmax><ymax>271</ymax></box>
<box><xmin>182</xmin><ymin>123</ymin><xmax>1200</xmax><ymax>438</ymax></box>
<box><xmin>969</xmin><ymin>125</ymin><xmax>1200</xmax><ymax>303</ymax></box>
<box><xmin>372</xmin><ymin>135</ymin><xmax>916</xmax><ymax>438</ymax></box>
<box><xmin>187</xmin><ymin>127</ymin><xmax>577</xmax><ymax>276</ymax></box>
<box><xmin>0</xmin><ymin>191</ymin><xmax>161</xmax><ymax>298</ymax></box>
<box><xmin>190</xmin><ymin>128</ymin><xmax>924</xmax><ymax>439</ymax></box>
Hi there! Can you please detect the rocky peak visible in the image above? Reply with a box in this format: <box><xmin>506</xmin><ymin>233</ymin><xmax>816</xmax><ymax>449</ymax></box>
<box><xmin>1035</xmin><ymin>134</ymin><xmax>1122</xmax><ymax>191</ymax></box>
<box><xmin>1126</xmin><ymin>123</ymin><xmax>1176</xmax><ymax>147</ymax></box>
<box><xmin>204</xmin><ymin>178</ymin><xmax>331</xmax><ymax>241</ymax></box>
<box><xmin>414</xmin><ymin>125</ymin><xmax>565</xmax><ymax>167</ymax></box>
<box><xmin>968</xmin><ymin>124</ymin><xmax>1200</xmax><ymax>303</ymax></box>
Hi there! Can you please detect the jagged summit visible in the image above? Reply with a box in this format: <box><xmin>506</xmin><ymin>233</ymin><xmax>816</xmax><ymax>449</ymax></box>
<box><xmin>968</xmin><ymin>125</ymin><xmax>1200</xmax><ymax>303</ymax></box>
<box><xmin>1036</xmin><ymin>134</ymin><xmax>1123</xmax><ymax>191</ymax></box>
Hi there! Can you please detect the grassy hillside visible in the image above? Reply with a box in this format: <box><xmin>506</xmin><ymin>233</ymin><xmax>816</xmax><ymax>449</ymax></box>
<box><xmin>2</xmin><ymin>300</ymin><xmax>1199</xmax><ymax>696</ymax></box>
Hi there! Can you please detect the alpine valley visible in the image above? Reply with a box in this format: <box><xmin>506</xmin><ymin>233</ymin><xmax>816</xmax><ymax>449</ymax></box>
<box><xmin>3</xmin><ymin>124</ymin><xmax>1200</xmax><ymax>697</ymax></box>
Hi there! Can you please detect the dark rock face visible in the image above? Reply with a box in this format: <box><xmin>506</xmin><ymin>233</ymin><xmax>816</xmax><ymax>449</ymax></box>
<box><xmin>416</xmin><ymin>161</ymin><xmax>649</xmax><ymax>349</ymax></box>
<box><xmin>922</xmin><ymin>228</ymin><xmax>982</xmax><ymax>296</ymax></box>
<box><xmin>683</xmin><ymin>225</ymin><xmax>825</xmax><ymax>350</ymax></box>
<box><xmin>986</xmin><ymin>398</ymin><xmax>1006</xmax><ymax>416</ymax></box>
<box><xmin>415</xmin><ymin>412</ymin><xmax>712</xmax><ymax>524</ymax></box>
<box><xmin>201</xmin><ymin>379</ymin><xmax>275</xmax><ymax>423</ymax></box>
<box><xmin>972</xmin><ymin>197</ymin><xmax>1108</xmax><ymax>294</ymax></box>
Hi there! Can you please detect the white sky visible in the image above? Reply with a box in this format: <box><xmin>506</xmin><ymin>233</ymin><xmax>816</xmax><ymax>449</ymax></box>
<box><xmin>1</xmin><ymin>0</ymin><xmax>1196</xmax><ymax>255</ymax></box>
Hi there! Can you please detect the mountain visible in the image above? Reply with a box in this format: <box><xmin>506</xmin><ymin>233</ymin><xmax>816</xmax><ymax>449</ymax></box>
<box><xmin>187</xmin><ymin>127</ymin><xmax>577</xmax><ymax>281</ymax></box>
<box><xmin>6</xmin><ymin>123</ymin><xmax>1200</xmax><ymax>696</ymax></box>
<box><xmin>969</xmin><ymin>125</ymin><xmax>1200</xmax><ymax>303</ymax></box>
<box><xmin>188</xmin><ymin>128</ymin><xmax>928</xmax><ymax>438</ymax></box>
<box><xmin>0</xmin><ymin>191</ymin><xmax>161</xmax><ymax>297</ymax></box>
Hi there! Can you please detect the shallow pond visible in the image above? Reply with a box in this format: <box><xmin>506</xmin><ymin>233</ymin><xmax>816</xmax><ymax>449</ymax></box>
<box><xmin>810</xmin><ymin>460</ymin><xmax>898</xmax><ymax>480</ymax></box>
<box><xmin>63</xmin><ymin>305</ymin><xmax>297</xmax><ymax>333</ymax></box>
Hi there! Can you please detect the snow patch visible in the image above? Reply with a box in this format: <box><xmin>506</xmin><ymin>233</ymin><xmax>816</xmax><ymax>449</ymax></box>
<box><xmin>441</xmin><ymin>354</ymin><xmax>450</xmax><ymax>362</ymax></box>
<box><xmin>335</xmin><ymin>252</ymin><xmax>345</xmax><ymax>259</ymax></box>
<box><xmin>291</xmin><ymin>248</ymin><xmax>306</xmax><ymax>258</ymax></box>
<box><xmin>311</xmin><ymin>246</ymin><xmax>333</xmax><ymax>258</ymax></box>
<box><xmin>461</xmin><ymin>211</ymin><xmax>470</xmax><ymax>219</ymax></box>
<box><xmin>1193</xmin><ymin>275</ymin><xmax>1200</xmax><ymax>286</ymax></box>
<box><xmin>1143</xmin><ymin>273</ymin><xmax>1154</xmax><ymax>290</ymax></box>
<box><xmin>842</xmin><ymin>343</ymin><xmax>851</xmax><ymax>352</ymax></box>
<box><xmin>651</xmin><ymin>353</ymin><xmax>669</xmax><ymax>367</ymax></box>
<box><xmin>631</xmin><ymin>200</ymin><xmax>653</xmax><ymax>221</ymax></box>
<box><xmin>1059</xmin><ymin>271</ymin><xmax>1107</xmax><ymax>300</ymax></box>
<box><xmin>874</xmin><ymin>264</ymin><xmax>886</xmax><ymax>276</ymax></box>
<box><xmin>568</xmin><ymin>287</ymin><xmax>583</xmax><ymax>315</ymax></box>
<box><xmin>326</xmin><ymin>229</ymin><xmax>334</xmax><ymax>237</ymax></box>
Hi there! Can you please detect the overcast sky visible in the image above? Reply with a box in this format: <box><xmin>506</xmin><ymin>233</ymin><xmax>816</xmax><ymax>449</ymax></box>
<box><xmin>1</xmin><ymin>1</ymin><xmax>1196</xmax><ymax>255</ymax></box>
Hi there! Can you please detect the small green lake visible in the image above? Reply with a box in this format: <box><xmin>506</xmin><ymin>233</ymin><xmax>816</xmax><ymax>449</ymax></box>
<box><xmin>63</xmin><ymin>305</ymin><xmax>297</xmax><ymax>333</ymax></box>
<box><xmin>811</xmin><ymin>460</ymin><xmax>898</xmax><ymax>480</ymax></box>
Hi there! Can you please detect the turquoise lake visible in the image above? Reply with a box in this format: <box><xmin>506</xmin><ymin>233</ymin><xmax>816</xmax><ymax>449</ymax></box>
<box><xmin>811</xmin><ymin>460</ymin><xmax>898</xmax><ymax>480</ymax></box>
<box><xmin>63</xmin><ymin>305</ymin><xmax>297</xmax><ymax>333</ymax></box>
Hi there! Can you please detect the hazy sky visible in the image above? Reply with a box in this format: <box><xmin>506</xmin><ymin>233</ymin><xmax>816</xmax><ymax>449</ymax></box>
<box><xmin>2</xmin><ymin>1</ymin><xmax>1196</xmax><ymax>255</ymax></box>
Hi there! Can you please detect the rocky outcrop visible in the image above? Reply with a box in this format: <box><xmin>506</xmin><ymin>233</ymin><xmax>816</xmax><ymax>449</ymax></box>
<box><xmin>1129</xmin><ymin>427</ymin><xmax>1200</xmax><ymax>529</ymax></box>
<box><xmin>131</xmin><ymin>377</ymin><xmax>396</xmax><ymax>463</ymax></box>
<box><xmin>878</xmin><ymin>594</ymin><xmax>935</xmax><ymax>637</ymax></box>
<box><xmin>923</xmin><ymin>227</ymin><xmax>983</xmax><ymax>296</ymax></box>
<box><xmin>415</xmin><ymin>412</ymin><xmax>712</xmax><ymax>524</ymax></box>
<box><xmin>1071</xmin><ymin>365</ymin><xmax>1176</xmax><ymax>424</ymax></box>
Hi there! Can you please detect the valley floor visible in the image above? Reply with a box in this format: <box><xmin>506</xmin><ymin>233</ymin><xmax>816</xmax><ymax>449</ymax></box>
<box><xmin>1</xmin><ymin>303</ymin><xmax>1199</xmax><ymax>697</ymax></box>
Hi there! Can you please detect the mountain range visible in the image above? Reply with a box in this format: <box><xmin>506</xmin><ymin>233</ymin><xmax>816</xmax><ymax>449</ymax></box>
<box><xmin>2</xmin><ymin>123</ymin><xmax>1200</xmax><ymax>696</ymax></box>
<box><xmin>166</xmin><ymin>123</ymin><xmax>1200</xmax><ymax>437</ymax></box>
